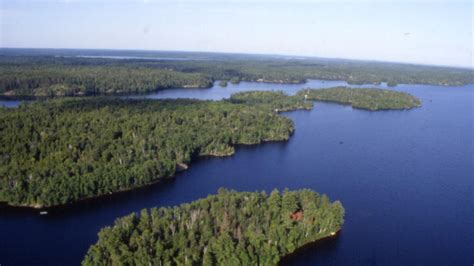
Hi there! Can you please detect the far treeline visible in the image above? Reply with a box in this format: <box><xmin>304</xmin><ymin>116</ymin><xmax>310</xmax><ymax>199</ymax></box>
<box><xmin>82</xmin><ymin>188</ymin><xmax>345</xmax><ymax>266</ymax></box>
<box><xmin>0</xmin><ymin>65</ymin><xmax>213</xmax><ymax>97</ymax></box>
<box><xmin>1</xmin><ymin>50</ymin><xmax>473</xmax><ymax>96</ymax></box>
<box><xmin>0</xmin><ymin>89</ymin><xmax>418</xmax><ymax>207</ymax></box>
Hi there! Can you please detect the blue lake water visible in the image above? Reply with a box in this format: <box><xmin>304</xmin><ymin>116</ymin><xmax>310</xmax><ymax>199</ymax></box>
<box><xmin>0</xmin><ymin>99</ymin><xmax>22</xmax><ymax>108</ymax></box>
<box><xmin>0</xmin><ymin>81</ymin><xmax>473</xmax><ymax>265</ymax></box>
<box><xmin>127</xmin><ymin>79</ymin><xmax>390</xmax><ymax>100</ymax></box>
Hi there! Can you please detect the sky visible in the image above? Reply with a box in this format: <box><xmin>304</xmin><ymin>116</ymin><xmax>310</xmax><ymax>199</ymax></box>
<box><xmin>1</xmin><ymin>0</ymin><xmax>472</xmax><ymax>68</ymax></box>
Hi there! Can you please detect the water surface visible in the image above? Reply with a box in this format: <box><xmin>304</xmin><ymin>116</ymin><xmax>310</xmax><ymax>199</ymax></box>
<box><xmin>127</xmin><ymin>79</ymin><xmax>388</xmax><ymax>100</ymax></box>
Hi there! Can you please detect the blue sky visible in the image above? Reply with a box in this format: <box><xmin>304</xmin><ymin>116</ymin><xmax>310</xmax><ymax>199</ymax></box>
<box><xmin>1</xmin><ymin>0</ymin><xmax>472</xmax><ymax>68</ymax></box>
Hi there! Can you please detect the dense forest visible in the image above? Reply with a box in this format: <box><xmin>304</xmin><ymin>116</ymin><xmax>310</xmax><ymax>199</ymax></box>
<box><xmin>1</xmin><ymin>49</ymin><xmax>472</xmax><ymax>97</ymax></box>
<box><xmin>0</xmin><ymin>93</ymin><xmax>309</xmax><ymax>207</ymax></box>
<box><xmin>149</xmin><ymin>58</ymin><xmax>473</xmax><ymax>87</ymax></box>
<box><xmin>298</xmin><ymin>87</ymin><xmax>421</xmax><ymax>110</ymax></box>
<box><xmin>0</xmin><ymin>65</ymin><xmax>213</xmax><ymax>97</ymax></box>
<box><xmin>229</xmin><ymin>91</ymin><xmax>313</xmax><ymax>112</ymax></box>
<box><xmin>0</xmin><ymin>88</ymin><xmax>419</xmax><ymax>207</ymax></box>
<box><xmin>82</xmin><ymin>188</ymin><xmax>345</xmax><ymax>266</ymax></box>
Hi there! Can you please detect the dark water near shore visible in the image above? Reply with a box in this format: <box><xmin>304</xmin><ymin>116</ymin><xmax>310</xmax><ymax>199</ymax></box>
<box><xmin>0</xmin><ymin>81</ymin><xmax>473</xmax><ymax>265</ymax></box>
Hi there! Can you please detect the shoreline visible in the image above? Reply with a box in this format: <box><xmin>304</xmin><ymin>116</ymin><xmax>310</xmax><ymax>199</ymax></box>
<box><xmin>0</xmin><ymin>87</ymin><xmax>421</xmax><ymax>210</ymax></box>
<box><xmin>0</xmin><ymin>134</ymin><xmax>297</xmax><ymax>210</ymax></box>
<box><xmin>2</xmin><ymin>79</ymin><xmax>473</xmax><ymax>101</ymax></box>
<box><xmin>279</xmin><ymin>229</ymin><xmax>342</xmax><ymax>265</ymax></box>
<box><xmin>0</xmin><ymin>89</ymin><xmax>418</xmax><ymax>210</ymax></box>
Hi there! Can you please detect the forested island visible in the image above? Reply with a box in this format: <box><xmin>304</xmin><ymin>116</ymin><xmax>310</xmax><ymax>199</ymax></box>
<box><xmin>299</xmin><ymin>87</ymin><xmax>421</xmax><ymax>110</ymax></box>
<box><xmin>82</xmin><ymin>188</ymin><xmax>344</xmax><ymax>266</ymax></box>
<box><xmin>1</xmin><ymin>49</ymin><xmax>472</xmax><ymax>97</ymax></box>
<box><xmin>0</xmin><ymin>89</ymin><xmax>420</xmax><ymax>207</ymax></box>
<box><xmin>229</xmin><ymin>91</ymin><xmax>313</xmax><ymax>112</ymax></box>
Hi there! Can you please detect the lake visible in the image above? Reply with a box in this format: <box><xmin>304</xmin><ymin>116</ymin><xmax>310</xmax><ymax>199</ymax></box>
<box><xmin>0</xmin><ymin>80</ymin><xmax>472</xmax><ymax>265</ymax></box>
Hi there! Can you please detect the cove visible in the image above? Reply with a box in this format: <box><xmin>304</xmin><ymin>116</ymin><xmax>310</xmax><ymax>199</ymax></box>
<box><xmin>0</xmin><ymin>80</ymin><xmax>472</xmax><ymax>265</ymax></box>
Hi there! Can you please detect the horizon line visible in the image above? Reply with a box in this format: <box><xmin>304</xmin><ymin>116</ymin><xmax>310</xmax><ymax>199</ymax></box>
<box><xmin>1</xmin><ymin>46</ymin><xmax>472</xmax><ymax>70</ymax></box>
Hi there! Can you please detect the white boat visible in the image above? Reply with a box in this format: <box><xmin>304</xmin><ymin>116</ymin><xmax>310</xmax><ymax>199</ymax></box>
<box><xmin>40</xmin><ymin>211</ymin><xmax>48</xmax><ymax>215</ymax></box>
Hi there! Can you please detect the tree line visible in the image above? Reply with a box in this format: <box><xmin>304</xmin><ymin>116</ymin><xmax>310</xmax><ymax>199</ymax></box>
<box><xmin>0</xmin><ymin>61</ymin><xmax>213</xmax><ymax>97</ymax></box>
<box><xmin>1</xmin><ymin>54</ymin><xmax>472</xmax><ymax>97</ymax></box>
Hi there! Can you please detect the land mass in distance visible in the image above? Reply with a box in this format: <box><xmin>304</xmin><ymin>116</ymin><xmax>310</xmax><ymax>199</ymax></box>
<box><xmin>1</xmin><ymin>48</ymin><xmax>472</xmax><ymax>97</ymax></box>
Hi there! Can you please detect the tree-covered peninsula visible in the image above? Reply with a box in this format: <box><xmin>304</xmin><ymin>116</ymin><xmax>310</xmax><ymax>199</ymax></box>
<box><xmin>0</xmin><ymin>94</ymin><xmax>308</xmax><ymax>208</ymax></box>
<box><xmin>82</xmin><ymin>188</ymin><xmax>344</xmax><ymax>266</ymax></box>
<box><xmin>298</xmin><ymin>87</ymin><xmax>421</xmax><ymax>110</ymax></box>
<box><xmin>0</xmin><ymin>89</ymin><xmax>419</xmax><ymax>207</ymax></box>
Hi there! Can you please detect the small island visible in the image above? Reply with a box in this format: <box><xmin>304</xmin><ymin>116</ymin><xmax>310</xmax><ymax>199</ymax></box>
<box><xmin>218</xmin><ymin>80</ymin><xmax>228</xmax><ymax>87</ymax></box>
<box><xmin>82</xmin><ymin>188</ymin><xmax>345</xmax><ymax>266</ymax></box>
<box><xmin>298</xmin><ymin>87</ymin><xmax>421</xmax><ymax>110</ymax></box>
